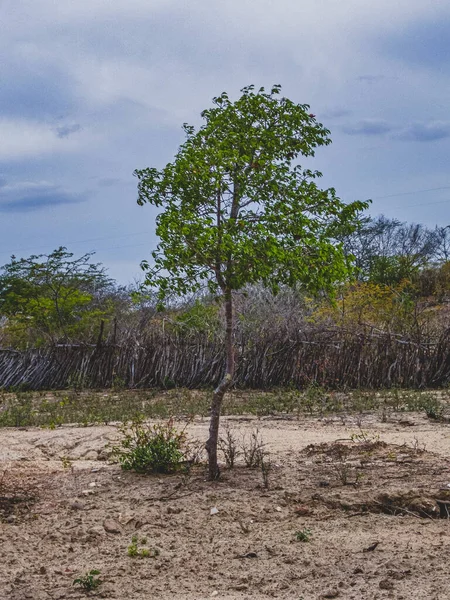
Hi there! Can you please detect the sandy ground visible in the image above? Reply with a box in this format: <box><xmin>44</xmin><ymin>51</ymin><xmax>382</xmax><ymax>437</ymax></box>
<box><xmin>1</xmin><ymin>412</ymin><xmax>450</xmax><ymax>599</ymax></box>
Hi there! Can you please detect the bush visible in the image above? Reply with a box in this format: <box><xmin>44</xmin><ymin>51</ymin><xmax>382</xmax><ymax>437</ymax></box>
<box><xmin>241</xmin><ymin>428</ymin><xmax>266</xmax><ymax>468</ymax></box>
<box><xmin>420</xmin><ymin>394</ymin><xmax>445</xmax><ymax>421</ymax></box>
<box><xmin>295</xmin><ymin>527</ymin><xmax>312</xmax><ymax>542</ymax></box>
<box><xmin>112</xmin><ymin>418</ymin><xmax>190</xmax><ymax>474</ymax></box>
<box><xmin>73</xmin><ymin>569</ymin><xmax>102</xmax><ymax>591</ymax></box>
<box><xmin>218</xmin><ymin>424</ymin><xmax>240</xmax><ymax>468</ymax></box>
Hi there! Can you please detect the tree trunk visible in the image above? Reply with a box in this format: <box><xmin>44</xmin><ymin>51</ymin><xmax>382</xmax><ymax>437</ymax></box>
<box><xmin>206</xmin><ymin>289</ymin><xmax>235</xmax><ymax>479</ymax></box>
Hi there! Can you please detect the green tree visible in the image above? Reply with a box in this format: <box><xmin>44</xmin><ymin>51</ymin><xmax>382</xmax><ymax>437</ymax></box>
<box><xmin>135</xmin><ymin>84</ymin><xmax>368</xmax><ymax>478</ymax></box>
<box><xmin>341</xmin><ymin>215</ymin><xmax>440</xmax><ymax>283</ymax></box>
<box><xmin>0</xmin><ymin>247</ymin><xmax>114</xmax><ymax>346</ymax></box>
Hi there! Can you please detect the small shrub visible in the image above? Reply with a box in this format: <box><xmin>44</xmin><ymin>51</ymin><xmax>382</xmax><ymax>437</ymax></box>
<box><xmin>127</xmin><ymin>535</ymin><xmax>159</xmax><ymax>558</ymax></box>
<box><xmin>112</xmin><ymin>418</ymin><xmax>190</xmax><ymax>474</ymax></box>
<box><xmin>219</xmin><ymin>425</ymin><xmax>240</xmax><ymax>468</ymax></box>
<box><xmin>0</xmin><ymin>394</ymin><xmax>34</xmax><ymax>427</ymax></box>
<box><xmin>73</xmin><ymin>569</ymin><xmax>102</xmax><ymax>591</ymax></box>
<box><xmin>185</xmin><ymin>437</ymin><xmax>205</xmax><ymax>466</ymax></box>
<box><xmin>60</xmin><ymin>456</ymin><xmax>73</xmax><ymax>470</ymax></box>
<box><xmin>260</xmin><ymin>454</ymin><xmax>272</xmax><ymax>489</ymax></box>
<box><xmin>303</xmin><ymin>383</ymin><xmax>327</xmax><ymax>415</ymax></box>
<box><xmin>68</xmin><ymin>373</ymin><xmax>91</xmax><ymax>392</ymax></box>
<box><xmin>295</xmin><ymin>527</ymin><xmax>312</xmax><ymax>542</ymax></box>
<box><xmin>350</xmin><ymin>430</ymin><xmax>380</xmax><ymax>445</ymax></box>
<box><xmin>112</xmin><ymin>375</ymin><xmax>127</xmax><ymax>391</ymax></box>
<box><xmin>420</xmin><ymin>394</ymin><xmax>445</xmax><ymax>421</ymax></box>
<box><xmin>380</xmin><ymin>403</ymin><xmax>388</xmax><ymax>423</ymax></box>
<box><xmin>411</xmin><ymin>436</ymin><xmax>426</xmax><ymax>454</ymax></box>
<box><xmin>333</xmin><ymin>460</ymin><xmax>351</xmax><ymax>486</ymax></box>
<box><xmin>241</xmin><ymin>428</ymin><xmax>266</xmax><ymax>468</ymax></box>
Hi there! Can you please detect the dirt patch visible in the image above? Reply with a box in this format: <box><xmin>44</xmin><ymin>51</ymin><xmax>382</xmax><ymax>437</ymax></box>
<box><xmin>300</xmin><ymin>438</ymin><xmax>450</xmax><ymax>519</ymax></box>
<box><xmin>0</xmin><ymin>466</ymin><xmax>42</xmax><ymax>523</ymax></box>
<box><xmin>1</xmin><ymin>413</ymin><xmax>450</xmax><ymax>599</ymax></box>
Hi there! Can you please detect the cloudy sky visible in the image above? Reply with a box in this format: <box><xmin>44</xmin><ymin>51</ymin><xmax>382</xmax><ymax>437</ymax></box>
<box><xmin>1</xmin><ymin>0</ymin><xmax>450</xmax><ymax>283</ymax></box>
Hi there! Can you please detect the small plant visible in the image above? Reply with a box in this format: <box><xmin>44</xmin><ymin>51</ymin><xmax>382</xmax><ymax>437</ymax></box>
<box><xmin>328</xmin><ymin>443</ymin><xmax>362</xmax><ymax>486</ymax></box>
<box><xmin>303</xmin><ymin>383</ymin><xmax>327</xmax><ymax>415</ymax></box>
<box><xmin>68</xmin><ymin>373</ymin><xmax>90</xmax><ymax>393</ymax></box>
<box><xmin>185</xmin><ymin>438</ymin><xmax>205</xmax><ymax>466</ymax></box>
<box><xmin>241</xmin><ymin>428</ymin><xmax>266</xmax><ymax>468</ymax></box>
<box><xmin>73</xmin><ymin>569</ymin><xmax>102</xmax><ymax>592</ymax></box>
<box><xmin>260</xmin><ymin>454</ymin><xmax>272</xmax><ymax>489</ymax></box>
<box><xmin>112</xmin><ymin>374</ymin><xmax>127</xmax><ymax>391</ymax></box>
<box><xmin>350</xmin><ymin>430</ymin><xmax>380</xmax><ymax>445</ymax></box>
<box><xmin>333</xmin><ymin>460</ymin><xmax>351</xmax><ymax>486</ymax></box>
<box><xmin>411</xmin><ymin>436</ymin><xmax>426</xmax><ymax>454</ymax></box>
<box><xmin>355</xmin><ymin>413</ymin><xmax>364</xmax><ymax>429</ymax></box>
<box><xmin>0</xmin><ymin>394</ymin><xmax>34</xmax><ymax>427</ymax></box>
<box><xmin>127</xmin><ymin>535</ymin><xmax>159</xmax><ymax>558</ymax></box>
<box><xmin>219</xmin><ymin>425</ymin><xmax>240</xmax><ymax>468</ymax></box>
<box><xmin>60</xmin><ymin>456</ymin><xmax>73</xmax><ymax>469</ymax></box>
<box><xmin>112</xmin><ymin>418</ymin><xmax>190</xmax><ymax>474</ymax></box>
<box><xmin>295</xmin><ymin>527</ymin><xmax>312</xmax><ymax>542</ymax></box>
<box><xmin>420</xmin><ymin>394</ymin><xmax>445</xmax><ymax>421</ymax></box>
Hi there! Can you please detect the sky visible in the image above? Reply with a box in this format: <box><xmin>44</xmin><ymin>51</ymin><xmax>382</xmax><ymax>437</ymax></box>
<box><xmin>1</xmin><ymin>0</ymin><xmax>450</xmax><ymax>284</ymax></box>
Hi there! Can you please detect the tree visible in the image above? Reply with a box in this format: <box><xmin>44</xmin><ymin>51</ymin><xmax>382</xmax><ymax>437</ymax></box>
<box><xmin>433</xmin><ymin>225</ymin><xmax>450</xmax><ymax>264</ymax></box>
<box><xmin>135</xmin><ymin>84</ymin><xmax>368</xmax><ymax>479</ymax></box>
<box><xmin>341</xmin><ymin>215</ymin><xmax>440</xmax><ymax>284</ymax></box>
<box><xmin>0</xmin><ymin>247</ymin><xmax>114</xmax><ymax>347</ymax></box>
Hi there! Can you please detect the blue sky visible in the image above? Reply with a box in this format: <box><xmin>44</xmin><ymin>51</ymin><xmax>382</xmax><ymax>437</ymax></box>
<box><xmin>1</xmin><ymin>0</ymin><xmax>450</xmax><ymax>283</ymax></box>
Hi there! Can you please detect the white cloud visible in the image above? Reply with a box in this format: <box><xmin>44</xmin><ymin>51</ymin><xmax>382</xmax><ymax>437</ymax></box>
<box><xmin>1</xmin><ymin>180</ymin><xmax>57</xmax><ymax>192</ymax></box>
<box><xmin>0</xmin><ymin>119</ymin><xmax>90</xmax><ymax>161</ymax></box>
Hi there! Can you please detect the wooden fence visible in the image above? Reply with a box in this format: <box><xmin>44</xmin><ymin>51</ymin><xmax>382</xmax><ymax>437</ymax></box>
<box><xmin>1</xmin><ymin>327</ymin><xmax>450</xmax><ymax>390</ymax></box>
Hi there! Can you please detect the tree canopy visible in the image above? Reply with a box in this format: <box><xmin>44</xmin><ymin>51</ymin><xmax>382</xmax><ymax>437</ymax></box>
<box><xmin>136</xmin><ymin>85</ymin><xmax>367</xmax><ymax>303</ymax></box>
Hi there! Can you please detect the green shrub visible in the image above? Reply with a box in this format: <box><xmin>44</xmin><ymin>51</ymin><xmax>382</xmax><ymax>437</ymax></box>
<box><xmin>295</xmin><ymin>527</ymin><xmax>312</xmax><ymax>542</ymax></box>
<box><xmin>127</xmin><ymin>535</ymin><xmax>159</xmax><ymax>558</ymax></box>
<box><xmin>73</xmin><ymin>569</ymin><xmax>102</xmax><ymax>591</ymax></box>
<box><xmin>420</xmin><ymin>394</ymin><xmax>445</xmax><ymax>420</ymax></box>
<box><xmin>112</xmin><ymin>418</ymin><xmax>190</xmax><ymax>474</ymax></box>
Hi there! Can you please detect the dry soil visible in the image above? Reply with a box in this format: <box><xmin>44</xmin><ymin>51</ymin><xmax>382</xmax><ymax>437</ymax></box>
<box><xmin>1</xmin><ymin>411</ymin><xmax>450</xmax><ymax>599</ymax></box>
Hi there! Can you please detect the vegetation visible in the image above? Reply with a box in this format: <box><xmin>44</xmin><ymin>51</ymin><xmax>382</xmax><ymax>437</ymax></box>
<box><xmin>127</xmin><ymin>535</ymin><xmax>159</xmax><ymax>558</ymax></box>
<box><xmin>295</xmin><ymin>528</ymin><xmax>312</xmax><ymax>542</ymax></box>
<box><xmin>112</xmin><ymin>418</ymin><xmax>191</xmax><ymax>474</ymax></box>
<box><xmin>1</xmin><ymin>215</ymin><xmax>449</xmax><ymax>353</ymax></box>
<box><xmin>0</xmin><ymin>388</ymin><xmax>447</xmax><ymax>429</ymax></box>
<box><xmin>0</xmin><ymin>247</ymin><xmax>116</xmax><ymax>347</ymax></box>
<box><xmin>73</xmin><ymin>569</ymin><xmax>102</xmax><ymax>592</ymax></box>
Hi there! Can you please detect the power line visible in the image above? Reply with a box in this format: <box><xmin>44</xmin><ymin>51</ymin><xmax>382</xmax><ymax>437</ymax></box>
<box><xmin>370</xmin><ymin>185</ymin><xmax>450</xmax><ymax>201</ymax></box>
<box><xmin>390</xmin><ymin>198</ymin><xmax>450</xmax><ymax>210</ymax></box>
